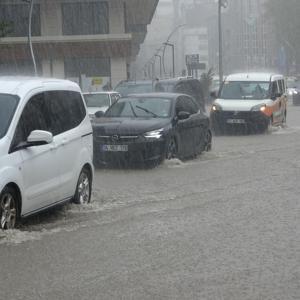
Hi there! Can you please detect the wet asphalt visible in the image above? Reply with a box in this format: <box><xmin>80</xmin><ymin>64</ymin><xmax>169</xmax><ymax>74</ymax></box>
<box><xmin>0</xmin><ymin>102</ymin><xmax>299</xmax><ymax>300</ymax></box>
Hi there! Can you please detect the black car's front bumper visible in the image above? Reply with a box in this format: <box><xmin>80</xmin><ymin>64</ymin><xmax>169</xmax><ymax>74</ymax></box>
<box><xmin>93</xmin><ymin>135</ymin><xmax>166</xmax><ymax>166</ymax></box>
<box><xmin>210</xmin><ymin>110</ymin><xmax>269</xmax><ymax>131</ymax></box>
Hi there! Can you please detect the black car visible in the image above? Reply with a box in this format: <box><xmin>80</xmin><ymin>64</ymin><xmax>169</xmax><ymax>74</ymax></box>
<box><xmin>92</xmin><ymin>93</ymin><xmax>212</xmax><ymax>167</ymax></box>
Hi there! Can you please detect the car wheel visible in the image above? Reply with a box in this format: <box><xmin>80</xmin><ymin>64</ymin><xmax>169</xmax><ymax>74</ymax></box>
<box><xmin>205</xmin><ymin>130</ymin><xmax>212</xmax><ymax>151</ymax></box>
<box><xmin>0</xmin><ymin>186</ymin><xmax>18</xmax><ymax>230</ymax></box>
<box><xmin>73</xmin><ymin>168</ymin><xmax>92</xmax><ymax>204</ymax></box>
<box><xmin>166</xmin><ymin>137</ymin><xmax>177</xmax><ymax>160</ymax></box>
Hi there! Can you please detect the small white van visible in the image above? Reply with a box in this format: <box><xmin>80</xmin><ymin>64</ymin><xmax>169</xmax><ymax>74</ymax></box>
<box><xmin>210</xmin><ymin>73</ymin><xmax>287</xmax><ymax>134</ymax></box>
<box><xmin>0</xmin><ymin>77</ymin><xmax>94</xmax><ymax>229</ymax></box>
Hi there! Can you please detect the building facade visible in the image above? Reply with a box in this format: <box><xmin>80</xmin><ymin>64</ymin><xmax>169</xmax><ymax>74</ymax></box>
<box><xmin>0</xmin><ymin>0</ymin><xmax>158</xmax><ymax>90</ymax></box>
<box><xmin>221</xmin><ymin>0</ymin><xmax>276</xmax><ymax>74</ymax></box>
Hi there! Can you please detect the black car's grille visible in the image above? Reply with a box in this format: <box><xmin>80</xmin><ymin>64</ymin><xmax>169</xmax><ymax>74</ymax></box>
<box><xmin>96</xmin><ymin>135</ymin><xmax>139</xmax><ymax>143</ymax></box>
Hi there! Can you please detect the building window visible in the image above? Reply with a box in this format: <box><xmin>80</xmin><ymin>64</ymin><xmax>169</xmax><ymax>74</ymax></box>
<box><xmin>64</xmin><ymin>58</ymin><xmax>110</xmax><ymax>78</ymax></box>
<box><xmin>0</xmin><ymin>59</ymin><xmax>41</xmax><ymax>76</ymax></box>
<box><xmin>62</xmin><ymin>2</ymin><xmax>109</xmax><ymax>35</ymax></box>
<box><xmin>0</xmin><ymin>4</ymin><xmax>41</xmax><ymax>37</ymax></box>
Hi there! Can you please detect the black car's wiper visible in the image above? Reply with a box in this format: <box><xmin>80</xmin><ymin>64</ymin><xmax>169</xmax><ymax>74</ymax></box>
<box><xmin>129</xmin><ymin>101</ymin><xmax>137</xmax><ymax>117</ymax></box>
<box><xmin>135</xmin><ymin>105</ymin><xmax>158</xmax><ymax>117</ymax></box>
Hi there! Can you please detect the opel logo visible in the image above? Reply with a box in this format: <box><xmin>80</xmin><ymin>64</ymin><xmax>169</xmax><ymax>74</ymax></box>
<box><xmin>111</xmin><ymin>135</ymin><xmax>119</xmax><ymax>142</ymax></box>
<box><xmin>233</xmin><ymin>111</ymin><xmax>239</xmax><ymax>116</ymax></box>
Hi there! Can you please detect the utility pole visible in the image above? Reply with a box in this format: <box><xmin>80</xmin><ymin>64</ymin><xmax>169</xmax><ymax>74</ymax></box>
<box><xmin>218</xmin><ymin>0</ymin><xmax>228</xmax><ymax>85</ymax></box>
<box><xmin>29</xmin><ymin>0</ymin><xmax>37</xmax><ymax>76</ymax></box>
<box><xmin>164</xmin><ymin>42</ymin><xmax>175</xmax><ymax>78</ymax></box>
<box><xmin>22</xmin><ymin>0</ymin><xmax>37</xmax><ymax>76</ymax></box>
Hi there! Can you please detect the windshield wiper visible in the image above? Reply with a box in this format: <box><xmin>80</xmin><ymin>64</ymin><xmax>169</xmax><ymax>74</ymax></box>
<box><xmin>129</xmin><ymin>101</ymin><xmax>137</xmax><ymax>117</ymax></box>
<box><xmin>135</xmin><ymin>105</ymin><xmax>158</xmax><ymax>117</ymax></box>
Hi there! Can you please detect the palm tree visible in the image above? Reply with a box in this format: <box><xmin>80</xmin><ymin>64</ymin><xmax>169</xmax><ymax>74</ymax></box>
<box><xmin>200</xmin><ymin>68</ymin><xmax>215</xmax><ymax>104</ymax></box>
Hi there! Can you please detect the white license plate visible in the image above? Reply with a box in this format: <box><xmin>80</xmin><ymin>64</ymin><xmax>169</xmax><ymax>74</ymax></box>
<box><xmin>102</xmin><ymin>145</ymin><xmax>128</xmax><ymax>152</ymax></box>
<box><xmin>226</xmin><ymin>119</ymin><xmax>246</xmax><ymax>124</ymax></box>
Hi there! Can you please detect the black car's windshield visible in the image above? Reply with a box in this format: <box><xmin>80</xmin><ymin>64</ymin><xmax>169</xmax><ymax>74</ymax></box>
<box><xmin>105</xmin><ymin>97</ymin><xmax>172</xmax><ymax>118</ymax></box>
<box><xmin>0</xmin><ymin>94</ymin><xmax>19</xmax><ymax>139</ymax></box>
<box><xmin>84</xmin><ymin>93</ymin><xmax>110</xmax><ymax>107</ymax></box>
<box><xmin>115</xmin><ymin>82</ymin><xmax>154</xmax><ymax>96</ymax></box>
<box><xmin>220</xmin><ymin>81</ymin><xmax>270</xmax><ymax>100</ymax></box>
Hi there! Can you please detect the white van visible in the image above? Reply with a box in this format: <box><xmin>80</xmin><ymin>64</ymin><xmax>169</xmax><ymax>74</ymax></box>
<box><xmin>0</xmin><ymin>77</ymin><xmax>94</xmax><ymax>229</ymax></box>
<box><xmin>210</xmin><ymin>73</ymin><xmax>287</xmax><ymax>134</ymax></box>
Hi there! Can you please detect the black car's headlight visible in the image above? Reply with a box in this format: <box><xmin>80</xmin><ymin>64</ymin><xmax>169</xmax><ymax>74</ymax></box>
<box><xmin>144</xmin><ymin>128</ymin><xmax>164</xmax><ymax>139</ymax></box>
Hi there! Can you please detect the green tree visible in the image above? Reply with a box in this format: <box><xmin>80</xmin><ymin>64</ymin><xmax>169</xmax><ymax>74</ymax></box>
<box><xmin>265</xmin><ymin>0</ymin><xmax>300</xmax><ymax>73</ymax></box>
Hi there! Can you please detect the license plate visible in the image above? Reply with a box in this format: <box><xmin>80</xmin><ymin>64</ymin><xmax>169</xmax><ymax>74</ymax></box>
<box><xmin>226</xmin><ymin>119</ymin><xmax>245</xmax><ymax>124</ymax></box>
<box><xmin>102</xmin><ymin>145</ymin><xmax>128</xmax><ymax>152</ymax></box>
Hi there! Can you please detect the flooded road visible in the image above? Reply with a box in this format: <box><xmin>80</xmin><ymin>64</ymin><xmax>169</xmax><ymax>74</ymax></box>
<box><xmin>0</xmin><ymin>102</ymin><xmax>299</xmax><ymax>300</ymax></box>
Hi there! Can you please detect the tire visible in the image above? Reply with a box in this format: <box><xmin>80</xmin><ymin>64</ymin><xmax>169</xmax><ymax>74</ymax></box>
<box><xmin>73</xmin><ymin>168</ymin><xmax>92</xmax><ymax>204</ymax></box>
<box><xmin>166</xmin><ymin>137</ymin><xmax>177</xmax><ymax>160</ymax></box>
<box><xmin>0</xmin><ymin>186</ymin><xmax>19</xmax><ymax>230</ymax></box>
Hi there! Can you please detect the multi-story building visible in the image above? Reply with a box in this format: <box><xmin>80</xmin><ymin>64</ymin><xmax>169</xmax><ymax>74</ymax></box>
<box><xmin>0</xmin><ymin>0</ymin><xmax>158</xmax><ymax>90</ymax></box>
<box><xmin>221</xmin><ymin>0</ymin><xmax>276</xmax><ymax>74</ymax></box>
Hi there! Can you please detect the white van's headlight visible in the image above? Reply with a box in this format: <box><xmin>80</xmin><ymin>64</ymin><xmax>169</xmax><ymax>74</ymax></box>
<box><xmin>144</xmin><ymin>128</ymin><xmax>164</xmax><ymax>139</ymax></box>
<box><xmin>211</xmin><ymin>103</ymin><xmax>222</xmax><ymax>111</ymax></box>
<box><xmin>251</xmin><ymin>104</ymin><xmax>267</xmax><ymax>112</ymax></box>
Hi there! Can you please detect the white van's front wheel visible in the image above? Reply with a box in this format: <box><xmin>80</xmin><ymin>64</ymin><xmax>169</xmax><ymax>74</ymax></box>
<box><xmin>0</xmin><ymin>187</ymin><xmax>18</xmax><ymax>230</ymax></box>
<box><xmin>73</xmin><ymin>168</ymin><xmax>92</xmax><ymax>204</ymax></box>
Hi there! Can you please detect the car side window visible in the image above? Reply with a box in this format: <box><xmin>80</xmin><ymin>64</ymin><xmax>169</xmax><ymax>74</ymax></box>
<box><xmin>12</xmin><ymin>93</ymin><xmax>49</xmax><ymax>147</ymax></box>
<box><xmin>185</xmin><ymin>96</ymin><xmax>199</xmax><ymax>114</ymax></box>
<box><xmin>45</xmin><ymin>91</ymin><xmax>86</xmax><ymax>135</ymax></box>
<box><xmin>278</xmin><ymin>80</ymin><xmax>284</xmax><ymax>95</ymax></box>
<box><xmin>270</xmin><ymin>81</ymin><xmax>280</xmax><ymax>98</ymax></box>
<box><xmin>175</xmin><ymin>98</ymin><xmax>187</xmax><ymax>115</ymax></box>
<box><xmin>176</xmin><ymin>96</ymin><xmax>199</xmax><ymax>115</ymax></box>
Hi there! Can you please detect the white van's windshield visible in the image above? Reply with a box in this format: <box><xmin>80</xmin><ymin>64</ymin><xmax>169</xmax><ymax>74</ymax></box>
<box><xmin>0</xmin><ymin>94</ymin><xmax>19</xmax><ymax>139</ymax></box>
<box><xmin>220</xmin><ymin>81</ymin><xmax>270</xmax><ymax>100</ymax></box>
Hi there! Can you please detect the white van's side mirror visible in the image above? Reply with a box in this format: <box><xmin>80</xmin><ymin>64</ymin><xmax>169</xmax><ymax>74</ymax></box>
<box><xmin>27</xmin><ymin>130</ymin><xmax>53</xmax><ymax>145</ymax></box>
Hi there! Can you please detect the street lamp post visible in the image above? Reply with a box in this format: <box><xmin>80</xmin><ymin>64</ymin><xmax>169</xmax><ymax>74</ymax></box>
<box><xmin>218</xmin><ymin>0</ymin><xmax>228</xmax><ymax>85</ymax></box>
<box><xmin>29</xmin><ymin>0</ymin><xmax>37</xmax><ymax>76</ymax></box>
<box><xmin>22</xmin><ymin>0</ymin><xmax>37</xmax><ymax>76</ymax></box>
<box><xmin>155</xmin><ymin>54</ymin><xmax>162</xmax><ymax>78</ymax></box>
<box><xmin>164</xmin><ymin>42</ymin><xmax>175</xmax><ymax>78</ymax></box>
<box><xmin>162</xmin><ymin>24</ymin><xmax>186</xmax><ymax>77</ymax></box>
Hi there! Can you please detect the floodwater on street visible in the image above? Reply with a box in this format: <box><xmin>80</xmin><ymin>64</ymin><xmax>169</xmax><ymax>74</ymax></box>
<box><xmin>0</xmin><ymin>102</ymin><xmax>299</xmax><ymax>299</ymax></box>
